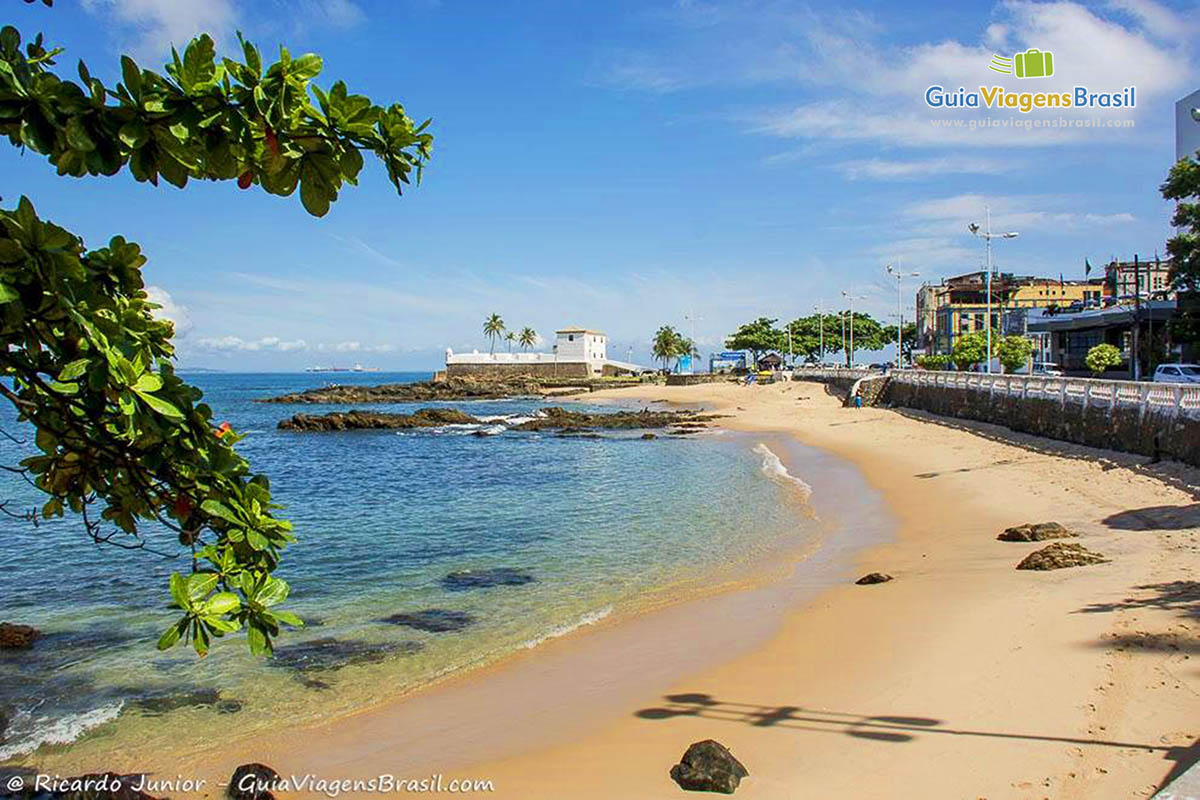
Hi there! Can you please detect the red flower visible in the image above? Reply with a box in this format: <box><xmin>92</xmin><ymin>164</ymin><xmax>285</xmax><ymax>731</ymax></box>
<box><xmin>214</xmin><ymin>421</ymin><xmax>233</xmax><ymax>439</ymax></box>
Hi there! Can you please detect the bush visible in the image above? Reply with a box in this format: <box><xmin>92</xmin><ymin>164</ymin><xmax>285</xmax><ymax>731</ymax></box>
<box><xmin>1085</xmin><ymin>343</ymin><xmax>1122</xmax><ymax>375</ymax></box>
<box><xmin>996</xmin><ymin>336</ymin><xmax>1035</xmax><ymax>374</ymax></box>
<box><xmin>915</xmin><ymin>354</ymin><xmax>952</xmax><ymax>370</ymax></box>
<box><xmin>951</xmin><ymin>332</ymin><xmax>991</xmax><ymax>371</ymax></box>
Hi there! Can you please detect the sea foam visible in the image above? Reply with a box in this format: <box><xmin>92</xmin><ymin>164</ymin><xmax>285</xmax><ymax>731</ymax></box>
<box><xmin>521</xmin><ymin>606</ymin><xmax>613</xmax><ymax>650</ymax></box>
<box><xmin>752</xmin><ymin>443</ymin><xmax>813</xmax><ymax>499</ymax></box>
<box><xmin>0</xmin><ymin>701</ymin><xmax>125</xmax><ymax>760</ymax></box>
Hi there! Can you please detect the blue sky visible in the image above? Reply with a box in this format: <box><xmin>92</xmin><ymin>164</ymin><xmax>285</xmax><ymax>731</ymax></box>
<box><xmin>4</xmin><ymin>0</ymin><xmax>1198</xmax><ymax>369</ymax></box>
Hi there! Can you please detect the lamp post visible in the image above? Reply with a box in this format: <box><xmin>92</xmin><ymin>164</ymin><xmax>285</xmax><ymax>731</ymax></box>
<box><xmin>813</xmin><ymin>303</ymin><xmax>824</xmax><ymax>365</ymax></box>
<box><xmin>841</xmin><ymin>290</ymin><xmax>866</xmax><ymax>368</ymax></box>
<box><xmin>886</xmin><ymin>262</ymin><xmax>920</xmax><ymax>368</ymax></box>
<box><xmin>683</xmin><ymin>309</ymin><xmax>703</xmax><ymax>374</ymax></box>
<box><xmin>968</xmin><ymin>206</ymin><xmax>1019</xmax><ymax>374</ymax></box>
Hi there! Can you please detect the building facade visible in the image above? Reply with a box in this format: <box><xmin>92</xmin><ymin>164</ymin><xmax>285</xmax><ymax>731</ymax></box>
<box><xmin>1105</xmin><ymin>258</ymin><xmax>1175</xmax><ymax>301</ymax></box>
<box><xmin>920</xmin><ymin>271</ymin><xmax>1101</xmax><ymax>356</ymax></box>
<box><xmin>1177</xmin><ymin>88</ymin><xmax>1200</xmax><ymax>162</ymax></box>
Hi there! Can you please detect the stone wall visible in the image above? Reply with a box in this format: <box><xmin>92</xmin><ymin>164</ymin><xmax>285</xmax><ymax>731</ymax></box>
<box><xmin>666</xmin><ymin>373</ymin><xmax>737</xmax><ymax>386</ymax></box>
<box><xmin>880</xmin><ymin>376</ymin><xmax>1200</xmax><ymax>467</ymax></box>
<box><xmin>445</xmin><ymin>362</ymin><xmax>592</xmax><ymax>379</ymax></box>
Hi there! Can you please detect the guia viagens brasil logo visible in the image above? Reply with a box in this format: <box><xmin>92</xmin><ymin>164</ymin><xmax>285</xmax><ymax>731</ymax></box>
<box><xmin>925</xmin><ymin>48</ymin><xmax>1135</xmax><ymax>113</ymax></box>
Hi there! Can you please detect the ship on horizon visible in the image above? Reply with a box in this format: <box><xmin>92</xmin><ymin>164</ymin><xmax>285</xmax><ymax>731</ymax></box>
<box><xmin>304</xmin><ymin>363</ymin><xmax>381</xmax><ymax>373</ymax></box>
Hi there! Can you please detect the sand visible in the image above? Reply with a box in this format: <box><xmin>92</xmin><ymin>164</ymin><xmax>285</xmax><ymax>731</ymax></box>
<box><xmin>457</xmin><ymin>380</ymin><xmax>1199</xmax><ymax>798</ymax></box>
<box><xmin>90</xmin><ymin>380</ymin><xmax>1200</xmax><ymax>797</ymax></box>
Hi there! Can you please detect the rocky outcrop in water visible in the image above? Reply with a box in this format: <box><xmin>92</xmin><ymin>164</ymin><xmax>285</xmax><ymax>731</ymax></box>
<box><xmin>269</xmin><ymin>637</ymin><xmax>423</xmax><ymax>673</ymax></box>
<box><xmin>130</xmin><ymin>688</ymin><xmax>242</xmax><ymax>716</ymax></box>
<box><xmin>441</xmin><ymin>568</ymin><xmax>534</xmax><ymax>591</ymax></box>
<box><xmin>998</xmin><ymin>522</ymin><xmax>1077</xmax><ymax>542</ymax></box>
<box><xmin>1016</xmin><ymin>542</ymin><xmax>1108</xmax><ymax>570</ymax></box>
<box><xmin>258</xmin><ymin>377</ymin><xmax>544</xmax><ymax>405</ymax></box>
<box><xmin>380</xmin><ymin>609</ymin><xmax>476</xmax><ymax>632</ymax></box>
<box><xmin>855</xmin><ymin>572</ymin><xmax>893</xmax><ymax>585</ymax></box>
<box><xmin>669</xmin><ymin>739</ymin><xmax>749</xmax><ymax>794</ymax></box>
<box><xmin>511</xmin><ymin>407</ymin><xmax>717</xmax><ymax>432</ymax></box>
<box><xmin>278</xmin><ymin>408</ymin><xmax>479</xmax><ymax>431</ymax></box>
<box><xmin>0</xmin><ymin>623</ymin><xmax>41</xmax><ymax>650</ymax></box>
<box><xmin>276</xmin><ymin>406</ymin><xmax>715</xmax><ymax>434</ymax></box>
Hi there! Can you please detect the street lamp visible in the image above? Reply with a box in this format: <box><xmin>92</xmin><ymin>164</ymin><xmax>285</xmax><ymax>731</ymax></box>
<box><xmin>813</xmin><ymin>302</ymin><xmax>825</xmax><ymax>365</ymax></box>
<box><xmin>841</xmin><ymin>290</ymin><xmax>866</xmax><ymax>368</ymax></box>
<box><xmin>885</xmin><ymin>262</ymin><xmax>920</xmax><ymax>368</ymax></box>
<box><xmin>968</xmin><ymin>205</ymin><xmax>1018</xmax><ymax>374</ymax></box>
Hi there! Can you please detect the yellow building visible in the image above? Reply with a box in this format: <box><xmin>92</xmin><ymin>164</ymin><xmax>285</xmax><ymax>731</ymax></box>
<box><xmin>918</xmin><ymin>271</ymin><xmax>1104</xmax><ymax>355</ymax></box>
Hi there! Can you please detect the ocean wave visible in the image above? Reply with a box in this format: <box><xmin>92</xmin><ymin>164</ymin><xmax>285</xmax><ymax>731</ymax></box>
<box><xmin>0</xmin><ymin>701</ymin><xmax>124</xmax><ymax>760</ymax></box>
<box><xmin>521</xmin><ymin>606</ymin><xmax>613</xmax><ymax>650</ymax></box>
<box><xmin>752</xmin><ymin>443</ymin><xmax>812</xmax><ymax>499</ymax></box>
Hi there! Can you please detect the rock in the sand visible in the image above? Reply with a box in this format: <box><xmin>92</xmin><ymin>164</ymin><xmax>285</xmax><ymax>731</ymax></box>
<box><xmin>228</xmin><ymin>763</ymin><xmax>279</xmax><ymax>800</ymax></box>
<box><xmin>1016</xmin><ymin>542</ymin><xmax>1108</xmax><ymax>571</ymax></box>
<box><xmin>278</xmin><ymin>407</ymin><xmax>479</xmax><ymax>431</ymax></box>
<box><xmin>441</xmin><ymin>567</ymin><xmax>534</xmax><ymax>592</ymax></box>
<box><xmin>855</xmin><ymin>572</ymin><xmax>893</xmax><ymax>585</ymax></box>
<box><xmin>380</xmin><ymin>609</ymin><xmax>475</xmax><ymax>633</ymax></box>
<box><xmin>998</xmin><ymin>522</ymin><xmax>1077</xmax><ymax>542</ymax></box>
<box><xmin>0</xmin><ymin>622</ymin><xmax>41</xmax><ymax>650</ymax></box>
<box><xmin>669</xmin><ymin>739</ymin><xmax>749</xmax><ymax>794</ymax></box>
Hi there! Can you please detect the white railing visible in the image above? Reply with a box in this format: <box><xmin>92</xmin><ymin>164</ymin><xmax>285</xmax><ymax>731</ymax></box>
<box><xmin>792</xmin><ymin>367</ymin><xmax>879</xmax><ymax>381</ymax></box>
<box><xmin>889</xmin><ymin>369</ymin><xmax>1200</xmax><ymax>420</ymax></box>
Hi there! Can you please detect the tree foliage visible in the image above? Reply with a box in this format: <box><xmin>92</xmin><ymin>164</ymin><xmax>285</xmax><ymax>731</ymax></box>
<box><xmin>915</xmin><ymin>354</ymin><xmax>952</xmax><ymax>371</ymax></box>
<box><xmin>517</xmin><ymin>327</ymin><xmax>537</xmax><ymax>351</ymax></box>
<box><xmin>995</xmin><ymin>335</ymin><xmax>1034</xmax><ymax>374</ymax></box>
<box><xmin>724</xmin><ymin>317</ymin><xmax>781</xmax><ymax>363</ymax></box>
<box><xmin>0</xmin><ymin>23</ymin><xmax>433</xmax><ymax>656</ymax></box>
<box><xmin>482</xmin><ymin>313</ymin><xmax>504</xmax><ymax>355</ymax></box>
<box><xmin>652</xmin><ymin>325</ymin><xmax>693</xmax><ymax>371</ymax></box>
<box><xmin>1162</xmin><ymin>151</ymin><xmax>1200</xmax><ymax>346</ymax></box>
<box><xmin>951</xmin><ymin>332</ymin><xmax>992</xmax><ymax>371</ymax></box>
<box><xmin>0</xmin><ymin>26</ymin><xmax>431</xmax><ymax>216</ymax></box>
<box><xmin>1085</xmin><ymin>342</ymin><xmax>1122</xmax><ymax>375</ymax></box>
<box><xmin>780</xmin><ymin>314</ymin><xmax>843</xmax><ymax>360</ymax></box>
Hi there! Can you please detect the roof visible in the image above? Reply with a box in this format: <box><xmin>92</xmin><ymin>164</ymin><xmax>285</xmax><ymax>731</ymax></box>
<box><xmin>1027</xmin><ymin>300</ymin><xmax>1177</xmax><ymax>332</ymax></box>
<box><xmin>555</xmin><ymin>326</ymin><xmax>605</xmax><ymax>335</ymax></box>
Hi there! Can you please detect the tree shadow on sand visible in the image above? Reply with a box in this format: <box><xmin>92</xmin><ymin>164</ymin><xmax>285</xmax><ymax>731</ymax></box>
<box><xmin>1100</xmin><ymin>504</ymin><xmax>1200</xmax><ymax>531</ymax></box>
<box><xmin>1077</xmin><ymin>581</ymin><xmax>1200</xmax><ymax>619</ymax></box>
<box><xmin>634</xmin><ymin>692</ymin><xmax>1188</xmax><ymax>754</ymax></box>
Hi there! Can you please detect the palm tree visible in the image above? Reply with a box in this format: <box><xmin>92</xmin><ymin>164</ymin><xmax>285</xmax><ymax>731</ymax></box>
<box><xmin>652</xmin><ymin>325</ymin><xmax>682</xmax><ymax>372</ymax></box>
<box><xmin>675</xmin><ymin>337</ymin><xmax>699</xmax><ymax>371</ymax></box>
<box><xmin>504</xmin><ymin>331</ymin><xmax>516</xmax><ymax>353</ymax></box>
<box><xmin>483</xmin><ymin>313</ymin><xmax>505</xmax><ymax>355</ymax></box>
<box><xmin>518</xmin><ymin>327</ymin><xmax>537</xmax><ymax>351</ymax></box>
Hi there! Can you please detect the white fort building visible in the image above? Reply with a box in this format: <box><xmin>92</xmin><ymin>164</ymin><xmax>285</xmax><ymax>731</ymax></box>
<box><xmin>445</xmin><ymin>326</ymin><xmax>642</xmax><ymax>378</ymax></box>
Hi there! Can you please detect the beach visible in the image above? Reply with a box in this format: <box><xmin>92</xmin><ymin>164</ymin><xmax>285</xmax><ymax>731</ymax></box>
<box><xmin>165</xmin><ymin>378</ymin><xmax>1199</xmax><ymax>798</ymax></box>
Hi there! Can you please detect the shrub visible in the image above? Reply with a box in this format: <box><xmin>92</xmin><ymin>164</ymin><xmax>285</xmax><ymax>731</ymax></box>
<box><xmin>1085</xmin><ymin>343</ymin><xmax>1122</xmax><ymax>376</ymax></box>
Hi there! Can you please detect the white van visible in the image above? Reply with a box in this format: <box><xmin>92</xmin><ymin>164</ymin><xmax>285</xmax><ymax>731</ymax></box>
<box><xmin>1152</xmin><ymin>364</ymin><xmax>1200</xmax><ymax>384</ymax></box>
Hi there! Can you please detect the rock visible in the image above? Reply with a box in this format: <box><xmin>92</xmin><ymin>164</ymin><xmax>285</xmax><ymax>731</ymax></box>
<box><xmin>998</xmin><ymin>522</ymin><xmax>1077</xmax><ymax>542</ymax></box>
<box><xmin>380</xmin><ymin>609</ymin><xmax>475</xmax><ymax>633</ymax></box>
<box><xmin>228</xmin><ymin>763</ymin><xmax>279</xmax><ymax>800</ymax></box>
<box><xmin>855</xmin><ymin>572</ymin><xmax>893</xmax><ymax>585</ymax></box>
<box><xmin>270</xmin><ymin>637</ymin><xmax>423</xmax><ymax>673</ymax></box>
<box><xmin>257</xmin><ymin>377</ymin><xmax>544</xmax><ymax>405</ymax></box>
<box><xmin>513</xmin><ymin>407</ymin><xmax>719</xmax><ymax>433</ymax></box>
<box><xmin>441</xmin><ymin>568</ymin><xmax>534</xmax><ymax>592</ymax></box>
<box><xmin>1016</xmin><ymin>542</ymin><xmax>1109</xmax><ymax>571</ymax></box>
<box><xmin>0</xmin><ymin>622</ymin><xmax>41</xmax><ymax>650</ymax></box>
<box><xmin>131</xmin><ymin>688</ymin><xmax>242</xmax><ymax>715</ymax></box>
<box><xmin>0</xmin><ymin>706</ymin><xmax>8</xmax><ymax>744</ymax></box>
<box><xmin>278</xmin><ymin>408</ymin><xmax>480</xmax><ymax>431</ymax></box>
<box><xmin>641</xmin><ymin>433</ymin><xmax>657</xmax><ymax>440</ymax></box>
<box><xmin>669</xmin><ymin>739</ymin><xmax>749</xmax><ymax>794</ymax></box>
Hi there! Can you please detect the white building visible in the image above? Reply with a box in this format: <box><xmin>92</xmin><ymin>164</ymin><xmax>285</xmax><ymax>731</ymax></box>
<box><xmin>1177</xmin><ymin>89</ymin><xmax>1200</xmax><ymax>162</ymax></box>
<box><xmin>445</xmin><ymin>325</ymin><xmax>642</xmax><ymax>378</ymax></box>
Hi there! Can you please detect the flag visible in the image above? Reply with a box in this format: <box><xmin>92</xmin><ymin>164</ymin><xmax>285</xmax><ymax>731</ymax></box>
<box><xmin>1085</xmin><ymin>258</ymin><xmax>1092</xmax><ymax>276</ymax></box>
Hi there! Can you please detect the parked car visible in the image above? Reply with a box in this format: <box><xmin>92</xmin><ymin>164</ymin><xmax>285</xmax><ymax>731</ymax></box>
<box><xmin>1152</xmin><ymin>364</ymin><xmax>1200</xmax><ymax>384</ymax></box>
<box><xmin>1031</xmin><ymin>362</ymin><xmax>1063</xmax><ymax>377</ymax></box>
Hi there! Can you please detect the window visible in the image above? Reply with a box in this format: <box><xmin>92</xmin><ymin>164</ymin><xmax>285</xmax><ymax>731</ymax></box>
<box><xmin>568</xmin><ymin>335</ymin><xmax>574</xmax><ymax>341</ymax></box>
<box><xmin>1163</xmin><ymin>367</ymin><xmax>1179</xmax><ymax>375</ymax></box>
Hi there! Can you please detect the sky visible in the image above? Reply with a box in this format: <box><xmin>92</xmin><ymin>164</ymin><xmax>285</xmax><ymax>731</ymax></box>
<box><xmin>4</xmin><ymin>0</ymin><xmax>1199</xmax><ymax>370</ymax></box>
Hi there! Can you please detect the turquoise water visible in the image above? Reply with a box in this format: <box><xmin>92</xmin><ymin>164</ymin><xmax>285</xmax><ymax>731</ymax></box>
<box><xmin>0</xmin><ymin>373</ymin><xmax>819</xmax><ymax>766</ymax></box>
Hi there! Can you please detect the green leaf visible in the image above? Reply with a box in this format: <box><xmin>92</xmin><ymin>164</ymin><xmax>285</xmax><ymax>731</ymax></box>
<box><xmin>199</xmin><ymin>499</ymin><xmax>242</xmax><ymax>525</ymax></box>
<box><xmin>120</xmin><ymin>55</ymin><xmax>141</xmax><ymax>101</ymax></box>
<box><xmin>133</xmin><ymin>389</ymin><xmax>184</xmax><ymax>419</ymax></box>
<box><xmin>168</xmin><ymin>572</ymin><xmax>190</xmax><ymax>609</ymax></box>
<box><xmin>255</xmin><ymin>577</ymin><xmax>289</xmax><ymax>607</ymax></box>
<box><xmin>203</xmin><ymin>591</ymin><xmax>241</xmax><ymax>616</ymax></box>
<box><xmin>186</xmin><ymin>572</ymin><xmax>219</xmax><ymax>602</ymax></box>
<box><xmin>134</xmin><ymin>373</ymin><xmax>162</xmax><ymax>393</ymax></box>
<box><xmin>156</xmin><ymin>619</ymin><xmax>187</xmax><ymax>650</ymax></box>
<box><xmin>58</xmin><ymin>358</ymin><xmax>89</xmax><ymax>381</ymax></box>
<box><xmin>246</xmin><ymin>622</ymin><xmax>269</xmax><ymax>655</ymax></box>
<box><xmin>272</xmin><ymin>610</ymin><xmax>304</xmax><ymax>628</ymax></box>
<box><xmin>246</xmin><ymin>529</ymin><xmax>268</xmax><ymax>550</ymax></box>
<box><xmin>0</xmin><ymin>283</ymin><xmax>18</xmax><ymax>303</ymax></box>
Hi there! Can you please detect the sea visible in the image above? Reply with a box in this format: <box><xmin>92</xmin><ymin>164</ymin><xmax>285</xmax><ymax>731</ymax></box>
<box><xmin>0</xmin><ymin>372</ymin><xmax>884</xmax><ymax>768</ymax></box>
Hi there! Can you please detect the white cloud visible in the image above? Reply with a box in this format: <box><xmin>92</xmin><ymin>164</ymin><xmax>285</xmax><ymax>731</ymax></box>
<box><xmin>195</xmin><ymin>335</ymin><xmax>308</xmax><ymax>352</ymax></box>
<box><xmin>145</xmin><ymin>285</ymin><xmax>192</xmax><ymax>336</ymax></box>
<box><xmin>837</xmin><ymin>156</ymin><xmax>1013</xmax><ymax>180</ymax></box>
<box><xmin>82</xmin><ymin>0</ymin><xmax>237</xmax><ymax>59</ymax></box>
<box><xmin>902</xmin><ymin>192</ymin><xmax>1138</xmax><ymax>233</ymax></box>
<box><xmin>315</xmin><ymin>341</ymin><xmax>397</xmax><ymax>353</ymax></box>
